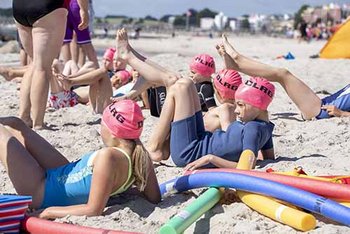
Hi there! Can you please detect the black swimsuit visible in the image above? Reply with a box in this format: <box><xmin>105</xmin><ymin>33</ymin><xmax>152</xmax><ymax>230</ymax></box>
<box><xmin>13</xmin><ymin>0</ymin><xmax>67</xmax><ymax>27</ymax></box>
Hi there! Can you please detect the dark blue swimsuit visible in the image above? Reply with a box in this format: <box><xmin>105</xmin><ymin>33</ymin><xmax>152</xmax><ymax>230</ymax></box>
<box><xmin>316</xmin><ymin>84</ymin><xmax>350</xmax><ymax>119</ymax></box>
<box><xmin>170</xmin><ymin>111</ymin><xmax>274</xmax><ymax>167</ymax></box>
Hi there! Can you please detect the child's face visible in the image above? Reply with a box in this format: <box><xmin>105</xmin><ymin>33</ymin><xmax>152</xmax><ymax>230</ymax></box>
<box><xmin>100</xmin><ymin>123</ymin><xmax>113</xmax><ymax>146</ymax></box>
<box><xmin>234</xmin><ymin>100</ymin><xmax>260</xmax><ymax>122</ymax></box>
<box><xmin>103</xmin><ymin>59</ymin><xmax>113</xmax><ymax>71</ymax></box>
<box><xmin>189</xmin><ymin>70</ymin><xmax>205</xmax><ymax>83</ymax></box>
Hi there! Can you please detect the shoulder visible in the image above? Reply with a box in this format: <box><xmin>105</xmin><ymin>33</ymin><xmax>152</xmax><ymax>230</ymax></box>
<box><xmin>95</xmin><ymin>148</ymin><xmax>128</xmax><ymax>165</ymax></box>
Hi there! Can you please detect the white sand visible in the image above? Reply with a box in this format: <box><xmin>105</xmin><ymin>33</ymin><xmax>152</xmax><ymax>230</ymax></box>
<box><xmin>0</xmin><ymin>35</ymin><xmax>350</xmax><ymax>233</ymax></box>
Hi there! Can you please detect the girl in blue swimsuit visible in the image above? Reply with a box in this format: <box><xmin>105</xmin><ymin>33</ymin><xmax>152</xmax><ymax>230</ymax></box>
<box><xmin>0</xmin><ymin>100</ymin><xmax>160</xmax><ymax>219</ymax></box>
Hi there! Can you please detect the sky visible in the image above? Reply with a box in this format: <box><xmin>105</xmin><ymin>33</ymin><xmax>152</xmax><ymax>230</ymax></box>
<box><xmin>0</xmin><ymin>0</ymin><xmax>349</xmax><ymax>18</ymax></box>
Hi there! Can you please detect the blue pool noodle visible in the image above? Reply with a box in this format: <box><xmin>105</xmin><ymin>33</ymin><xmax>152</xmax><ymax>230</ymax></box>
<box><xmin>160</xmin><ymin>172</ymin><xmax>350</xmax><ymax>226</ymax></box>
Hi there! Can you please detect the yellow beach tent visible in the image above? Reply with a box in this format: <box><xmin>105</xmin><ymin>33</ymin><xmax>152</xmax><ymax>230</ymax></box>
<box><xmin>320</xmin><ymin>20</ymin><xmax>350</xmax><ymax>59</ymax></box>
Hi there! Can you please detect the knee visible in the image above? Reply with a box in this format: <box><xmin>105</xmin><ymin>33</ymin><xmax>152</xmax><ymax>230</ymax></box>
<box><xmin>276</xmin><ymin>67</ymin><xmax>291</xmax><ymax>79</ymax></box>
<box><xmin>168</xmin><ymin>79</ymin><xmax>192</xmax><ymax>95</ymax></box>
<box><xmin>85</xmin><ymin>61</ymin><xmax>96</xmax><ymax>69</ymax></box>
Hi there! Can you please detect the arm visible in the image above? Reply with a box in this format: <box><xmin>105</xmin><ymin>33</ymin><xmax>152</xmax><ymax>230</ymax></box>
<box><xmin>68</xmin><ymin>67</ymin><xmax>108</xmax><ymax>85</ymax></box>
<box><xmin>77</xmin><ymin>0</ymin><xmax>89</xmax><ymax>30</ymax></box>
<box><xmin>184</xmin><ymin>154</ymin><xmax>237</xmax><ymax>171</ymax></box>
<box><xmin>141</xmin><ymin>158</ymin><xmax>161</xmax><ymax>203</ymax></box>
<box><xmin>39</xmin><ymin>149</ymin><xmax>122</xmax><ymax>219</ymax></box>
<box><xmin>260</xmin><ymin>148</ymin><xmax>275</xmax><ymax>160</ymax></box>
<box><xmin>111</xmin><ymin>76</ymin><xmax>152</xmax><ymax>102</ymax></box>
<box><xmin>216</xmin><ymin>104</ymin><xmax>236</xmax><ymax>131</ymax></box>
<box><xmin>321</xmin><ymin>105</ymin><xmax>350</xmax><ymax>117</ymax></box>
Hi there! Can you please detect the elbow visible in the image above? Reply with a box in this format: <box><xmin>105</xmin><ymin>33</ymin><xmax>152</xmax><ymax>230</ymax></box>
<box><xmin>146</xmin><ymin>192</ymin><xmax>161</xmax><ymax>204</ymax></box>
<box><xmin>85</xmin><ymin>207</ymin><xmax>104</xmax><ymax>217</ymax></box>
<box><xmin>276</xmin><ymin>67</ymin><xmax>291</xmax><ymax>79</ymax></box>
<box><xmin>149</xmin><ymin>196</ymin><xmax>161</xmax><ymax>204</ymax></box>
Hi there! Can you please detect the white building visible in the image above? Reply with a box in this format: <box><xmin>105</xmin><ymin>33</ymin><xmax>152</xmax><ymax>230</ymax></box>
<box><xmin>200</xmin><ymin>17</ymin><xmax>215</xmax><ymax>30</ymax></box>
<box><xmin>214</xmin><ymin>12</ymin><xmax>228</xmax><ymax>30</ymax></box>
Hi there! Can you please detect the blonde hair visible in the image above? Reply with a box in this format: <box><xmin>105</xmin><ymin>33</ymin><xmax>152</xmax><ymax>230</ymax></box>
<box><xmin>130</xmin><ymin>140</ymin><xmax>151</xmax><ymax>191</ymax></box>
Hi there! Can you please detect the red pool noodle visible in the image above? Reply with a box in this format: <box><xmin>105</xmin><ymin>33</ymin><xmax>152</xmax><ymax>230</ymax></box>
<box><xmin>21</xmin><ymin>217</ymin><xmax>139</xmax><ymax>234</ymax></box>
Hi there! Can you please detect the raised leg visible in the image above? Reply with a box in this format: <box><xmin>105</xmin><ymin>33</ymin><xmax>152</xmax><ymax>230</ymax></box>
<box><xmin>148</xmin><ymin>78</ymin><xmax>200</xmax><ymax>161</ymax></box>
<box><xmin>115</xmin><ymin>28</ymin><xmax>179</xmax><ymax>88</ymax></box>
<box><xmin>0</xmin><ymin>122</ymin><xmax>46</xmax><ymax>208</ymax></box>
<box><xmin>0</xmin><ymin>117</ymin><xmax>69</xmax><ymax>169</ymax></box>
<box><xmin>221</xmin><ymin>34</ymin><xmax>322</xmax><ymax>120</ymax></box>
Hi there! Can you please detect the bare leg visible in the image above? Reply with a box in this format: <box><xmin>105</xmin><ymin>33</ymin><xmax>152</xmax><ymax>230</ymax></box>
<box><xmin>62</xmin><ymin>60</ymin><xmax>79</xmax><ymax>76</ymax></box>
<box><xmin>30</xmin><ymin>9</ymin><xmax>67</xmax><ymax>129</ymax></box>
<box><xmin>0</xmin><ymin>123</ymin><xmax>45</xmax><ymax>208</ymax></box>
<box><xmin>0</xmin><ymin>117</ymin><xmax>69</xmax><ymax>168</ymax></box>
<box><xmin>70</xmin><ymin>33</ymin><xmax>79</xmax><ymax>64</ymax></box>
<box><xmin>60</xmin><ymin>43</ymin><xmax>72</xmax><ymax>63</ymax></box>
<box><xmin>148</xmin><ymin>78</ymin><xmax>201</xmax><ymax>161</ymax></box>
<box><xmin>19</xmin><ymin>48</ymin><xmax>28</xmax><ymax>66</ymax></box>
<box><xmin>115</xmin><ymin>28</ymin><xmax>179</xmax><ymax>87</ymax></box>
<box><xmin>17</xmin><ymin>23</ymin><xmax>34</xmax><ymax>127</ymax></box>
<box><xmin>91</xmin><ymin>74</ymin><xmax>112</xmax><ymax>113</ymax></box>
<box><xmin>221</xmin><ymin>34</ymin><xmax>322</xmax><ymax>120</ymax></box>
<box><xmin>68</xmin><ymin>61</ymin><xmax>96</xmax><ymax>77</ymax></box>
<box><xmin>81</xmin><ymin>43</ymin><xmax>99</xmax><ymax>68</ymax></box>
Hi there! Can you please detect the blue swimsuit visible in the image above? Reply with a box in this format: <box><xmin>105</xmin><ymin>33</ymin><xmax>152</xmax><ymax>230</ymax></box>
<box><xmin>316</xmin><ymin>84</ymin><xmax>350</xmax><ymax>119</ymax></box>
<box><xmin>40</xmin><ymin>148</ymin><xmax>134</xmax><ymax>209</ymax></box>
<box><xmin>170</xmin><ymin>111</ymin><xmax>274</xmax><ymax>167</ymax></box>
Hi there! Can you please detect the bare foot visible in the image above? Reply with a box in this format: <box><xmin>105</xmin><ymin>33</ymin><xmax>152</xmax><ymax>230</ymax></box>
<box><xmin>115</xmin><ymin>28</ymin><xmax>132</xmax><ymax>63</ymax></box>
<box><xmin>222</xmin><ymin>34</ymin><xmax>240</xmax><ymax>59</ymax></box>
<box><xmin>56</xmin><ymin>74</ymin><xmax>72</xmax><ymax>91</ymax></box>
<box><xmin>51</xmin><ymin>59</ymin><xmax>65</xmax><ymax>77</ymax></box>
<box><xmin>0</xmin><ymin>66</ymin><xmax>12</xmax><ymax>81</ymax></box>
<box><xmin>215</xmin><ymin>43</ymin><xmax>226</xmax><ymax>57</ymax></box>
<box><xmin>19</xmin><ymin>116</ymin><xmax>33</xmax><ymax>128</ymax></box>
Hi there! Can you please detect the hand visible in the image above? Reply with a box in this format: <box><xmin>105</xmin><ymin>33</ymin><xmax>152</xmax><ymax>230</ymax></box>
<box><xmin>132</xmin><ymin>70</ymin><xmax>140</xmax><ymax>80</ymax></box>
<box><xmin>110</xmin><ymin>94</ymin><xmax>129</xmax><ymax>103</ymax></box>
<box><xmin>219</xmin><ymin>188</ymin><xmax>240</xmax><ymax>205</ymax></box>
<box><xmin>78</xmin><ymin>9</ymin><xmax>89</xmax><ymax>30</ymax></box>
<box><xmin>321</xmin><ymin>105</ymin><xmax>343</xmax><ymax>117</ymax></box>
<box><xmin>26</xmin><ymin>208</ymin><xmax>45</xmax><ymax>218</ymax></box>
<box><xmin>184</xmin><ymin>155</ymin><xmax>212</xmax><ymax>171</ymax></box>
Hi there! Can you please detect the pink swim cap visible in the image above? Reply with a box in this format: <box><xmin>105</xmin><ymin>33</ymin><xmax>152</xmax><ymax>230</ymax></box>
<box><xmin>102</xmin><ymin>100</ymin><xmax>144</xmax><ymax>139</ymax></box>
<box><xmin>235</xmin><ymin>77</ymin><xmax>275</xmax><ymax>110</ymax></box>
<box><xmin>103</xmin><ymin>47</ymin><xmax>116</xmax><ymax>61</ymax></box>
<box><xmin>213</xmin><ymin>69</ymin><xmax>242</xmax><ymax>99</ymax></box>
<box><xmin>189</xmin><ymin>54</ymin><xmax>215</xmax><ymax>77</ymax></box>
<box><xmin>116</xmin><ymin>70</ymin><xmax>131</xmax><ymax>85</ymax></box>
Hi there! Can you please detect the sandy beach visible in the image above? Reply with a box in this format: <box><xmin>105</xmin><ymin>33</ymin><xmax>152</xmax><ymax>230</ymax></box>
<box><xmin>0</xmin><ymin>34</ymin><xmax>350</xmax><ymax>233</ymax></box>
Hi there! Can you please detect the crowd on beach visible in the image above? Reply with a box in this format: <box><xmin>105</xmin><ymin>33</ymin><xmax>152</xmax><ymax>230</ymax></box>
<box><xmin>0</xmin><ymin>0</ymin><xmax>350</xmax><ymax>227</ymax></box>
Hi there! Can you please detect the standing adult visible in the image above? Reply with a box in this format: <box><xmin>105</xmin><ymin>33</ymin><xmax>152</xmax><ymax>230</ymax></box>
<box><xmin>13</xmin><ymin>0</ymin><xmax>89</xmax><ymax>129</ymax></box>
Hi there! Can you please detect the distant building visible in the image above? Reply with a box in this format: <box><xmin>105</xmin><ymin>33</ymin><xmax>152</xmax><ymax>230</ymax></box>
<box><xmin>214</xmin><ymin>12</ymin><xmax>228</xmax><ymax>30</ymax></box>
<box><xmin>228</xmin><ymin>18</ymin><xmax>238</xmax><ymax>31</ymax></box>
<box><xmin>302</xmin><ymin>3</ymin><xmax>346</xmax><ymax>24</ymax></box>
<box><xmin>200</xmin><ymin>17</ymin><xmax>214</xmax><ymax>30</ymax></box>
